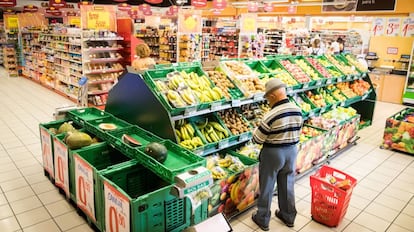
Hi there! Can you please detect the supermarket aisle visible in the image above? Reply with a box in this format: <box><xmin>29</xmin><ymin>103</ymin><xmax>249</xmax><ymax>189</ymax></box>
<box><xmin>0</xmin><ymin>72</ymin><xmax>413</xmax><ymax>232</ymax></box>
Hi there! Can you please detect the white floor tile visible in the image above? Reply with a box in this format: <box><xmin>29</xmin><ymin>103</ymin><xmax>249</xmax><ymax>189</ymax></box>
<box><xmin>54</xmin><ymin>211</ymin><xmax>85</xmax><ymax>231</ymax></box>
<box><xmin>0</xmin><ymin>178</ymin><xmax>28</xmax><ymax>192</ymax></box>
<box><xmin>38</xmin><ymin>189</ymin><xmax>65</xmax><ymax>205</ymax></box>
<box><xmin>4</xmin><ymin>186</ymin><xmax>35</xmax><ymax>202</ymax></box>
<box><xmin>386</xmin><ymin>224</ymin><xmax>412</xmax><ymax>232</ymax></box>
<box><xmin>364</xmin><ymin>202</ymin><xmax>399</xmax><ymax>222</ymax></box>
<box><xmin>22</xmin><ymin>219</ymin><xmax>60</xmax><ymax>232</ymax></box>
<box><xmin>374</xmin><ymin>194</ymin><xmax>407</xmax><ymax>212</ymax></box>
<box><xmin>342</xmin><ymin>222</ymin><xmax>374</xmax><ymax>232</ymax></box>
<box><xmin>393</xmin><ymin>213</ymin><xmax>414</xmax><ymax>231</ymax></box>
<box><xmin>0</xmin><ymin>216</ymin><xmax>21</xmax><ymax>232</ymax></box>
<box><xmin>45</xmin><ymin>200</ymin><xmax>74</xmax><ymax>218</ymax></box>
<box><xmin>0</xmin><ymin>205</ymin><xmax>14</xmax><ymax>220</ymax></box>
<box><xmin>402</xmin><ymin>203</ymin><xmax>414</xmax><ymax>217</ymax></box>
<box><xmin>65</xmin><ymin>224</ymin><xmax>95</xmax><ymax>232</ymax></box>
<box><xmin>9</xmin><ymin>196</ymin><xmax>43</xmax><ymax>214</ymax></box>
<box><xmin>16</xmin><ymin>207</ymin><xmax>51</xmax><ymax>228</ymax></box>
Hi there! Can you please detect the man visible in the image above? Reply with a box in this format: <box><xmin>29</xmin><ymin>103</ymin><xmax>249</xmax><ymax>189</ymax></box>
<box><xmin>251</xmin><ymin>78</ymin><xmax>303</xmax><ymax>231</ymax></box>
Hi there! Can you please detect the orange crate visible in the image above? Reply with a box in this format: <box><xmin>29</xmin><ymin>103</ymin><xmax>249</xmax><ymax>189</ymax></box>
<box><xmin>310</xmin><ymin>165</ymin><xmax>357</xmax><ymax>227</ymax></box>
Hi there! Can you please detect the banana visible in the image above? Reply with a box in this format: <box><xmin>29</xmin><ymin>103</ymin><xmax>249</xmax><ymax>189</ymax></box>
<box><xmin>212</xmin><ymin>87</ymin><xmax>223</xmax><ymax>100</ymax></box>
<box><xmin>209</xmin><ymin>131</ymin><xmax>220</xmax><ymax>142</ymax></box>
<box><xmin>185</xmin><ymin>123</ymin><xmax>195</xmax><ymax>136</ymax></box>
<box><xmin>167</xmin><ymin>90</ymin><xmax>178</xmax><ymax>101</ymax></box>
<box><xmin>181</xmin><ymin>91</ymin><xmax>195</xmax><ymax>105</ymax></box>
<box><xmin>210</xmin><ymin>122</ymin><xmax>229</xmax><ymax>137</ymax></box>
<box><xmin>197</xmin><ymin>118</ymin><xmax>209</xmax><ymax>129</ymax></box>
<box><xmin>175</xmin><ymin>129</ymin><xmax>181</xmax><ymax>138</ymax></box>
<box><xmin>155</xmin><ymin>80</ymin><xmax>169</xmax><ymax>92</ymax></box>
<box><xmin>180</xmin><ymin>126</ymin><xmax>189</xmax><ymax>140</ymax></box>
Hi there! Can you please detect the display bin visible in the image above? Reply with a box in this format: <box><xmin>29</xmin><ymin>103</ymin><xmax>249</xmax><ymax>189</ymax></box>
<box><xmin>105</xmin><ymin>125</ymin><xmax>165</xmax><ymax>156</ymax></box>
<box><xmin>293</xmin><ymin>56</ymin><xmax>327</xmax><ymax>85</ymax></box>
<box><xmin>39</xmin><ymin>119</ymin><xmax>79</xmax><ymax>182</ymax></box>
<box><xmin>382</xmin><ymin>108</ymin><xmax>414</xmax><ymax>154</ymax></box>
<box><xmin>324</xmin><ymin>54</ymin><xmax>359</xmax><ymax>78</ymax></box>
<box><xmin>72</xmin><ymin>143</ymin><xmax>133</xmax><ymax>230</ymax></box>
<box><xmin>290</xmin><ymin>94</ymin><xmax>318</xmax><ymax>118</ymax></box>
<box><xmin>305</xmin><ymin>56</ymin><xmax>340</xmax><ymax>82</ymax></box>
<box><xmin>296</xmin><ymin>125</ymin><xmax>327</xmax><ymax>174</ymax></box>
<box><xmin>208</xmin><ymin>151</ymin><xmax>259</xmax><ymax>218</ymax></box>
<box><xmin>53</xmin><ymin>130</ymin><xmax>105</xmax><ymax>201</ymax></box>
<box><xmin>215</xmin><ymin>109</ymin><xmax>253</xmax><ymax>144</ymax></box>
<box><xmin>97</xmin><ymin>161</ymin><xmax>191</xmax><ymax>232</ymax></box>
<box><xmin>243</xmin><ymin>60</ymin><xmax>270</xmax><ymax>75</ymax></box>
<box><xmin>274</xmin><ymin>57</ymin><xmax>317</xmax><ymax>88</ymax></box>
<box><xmin>133</xmin><ymin>140</ymin><xmax>206</xmax><ymax>183</ymax></box>
<box><xmin>313</xmin><ymin>55</ymin><xmax>345</xmax><ymax>80</ymax></box>
<box><xmin>84</xmin><ymin>116</ymin><xmax>132</xmax><ymax>141</ymax></box>
<box><xmin>301</xmin><ymin>89</ymin><xmax>333</xmax><ymax>114</ymax></box>
<box><xmin>310</xmin><ymin>165</ymin><xmax>357</xmax><ymax>227</ymax></box>
<box><xmin>67</xmin><ymin>107</ymin><xmax>112</xmax><ymax>127</ymax></box>
<box><xmin>335</xmin><ymin>54</ymin><xmax>364</xmax><ymax>77</ymax></box>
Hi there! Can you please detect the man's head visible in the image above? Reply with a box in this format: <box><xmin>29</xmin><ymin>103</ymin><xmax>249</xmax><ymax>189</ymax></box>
<box><xmin>264</xmin><ymin>78</ymin><xmax>287</xmax><ymax>105</ymax></box>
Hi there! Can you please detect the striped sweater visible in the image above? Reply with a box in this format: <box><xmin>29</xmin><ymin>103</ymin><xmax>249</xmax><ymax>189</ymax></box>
<box><xmin>253</xmin><ymin>98</ymin><xmax>303</xmax><ymax>147</ymax></box>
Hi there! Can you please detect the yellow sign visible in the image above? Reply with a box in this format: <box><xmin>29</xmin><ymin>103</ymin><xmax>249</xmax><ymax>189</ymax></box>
<box><xmin>178</xmin><ymin>9</ymin><xmax>202</xmax><ymax>34</ymax></box>
<box><xmin>240</xmin><ymin>14</ymin><xmax>257</xmax><ymax>34</ymax></box>
<box><xmin>69</xmin><ymin>16</ymin><xmax>81</xmax><ymax>28</ymax></box>
<box><xmin>87</xmin><ymin>11</ymin><xmax>110</xmax><ymax>30</ymax></box>
<box><xmin>5</xmin><ymin>15</ymin><xmax>18</xmax><ymax>29</ymax></box>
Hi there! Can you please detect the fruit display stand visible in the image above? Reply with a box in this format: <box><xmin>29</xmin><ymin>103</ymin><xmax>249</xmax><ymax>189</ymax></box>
<box><xmin>382</xmin><ymin>108</ymin><xmax>414</xmax><ymax>154</ymax></box>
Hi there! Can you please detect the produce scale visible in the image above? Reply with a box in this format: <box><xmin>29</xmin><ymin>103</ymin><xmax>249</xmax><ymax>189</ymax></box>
<box><xmin>40</xmin><ymin>54</ymin><xmax>376</xmax><ymax>231</ymax></box>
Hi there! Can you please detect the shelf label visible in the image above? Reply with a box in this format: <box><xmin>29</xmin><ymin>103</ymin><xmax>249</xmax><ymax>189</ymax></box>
<box><xmin>218</xmin><ymin>139</ymin><xmax>229</xmax><ymax>149</ymax></box>
<box><xmin>286</xmin><ymin>88</ymin><xmax>293</xmax><ymax>95</ymax></box>
<box><xmin>315</xmin><ymin>80</ymin><xmax>322</xmax><ymax>86</ymax></box>
<box><xmin>239</xmin><ymin>133</ymin><xmax>250</xmax><ymax>142</ymax></box>
<box><xmin>303</xmin><ymin>83</ymin><xmax>309</xmax><ymax>89</ymax></box>
<box><xmin>253</xmin><ymin>93</ymin><xmax>264</xmax><ymax>101</ymax></box>
<box><xmin>340</xmin><ymin>101</ymin><xmax>345</xmax><ymax>107</ymax></box>
<box><xmin>320</xmin><ymin>107</ymin><xmax>326</xmax><ymax>114</ymax></box>
<box><xmin>184</xmin><ymin>106</ymin><xmax>197</xmax><ymax>116</ymax></box>
<box><xmin>194</xmin><ymin>148</ymin><xmax>204</xmax><ymax>156</ymax></box>
<box><xmin>346</xmin><ymin>75</ymin><xmax>352</xmax><ymax>81</ymax></box>
<box><xmin>326</xmin><ymin>79</ymin><xmax>332</xmax><ymax>85</ymax></box>
<box><xmin>40</xmin><ymin>127</ymin><xmax>54</xmax><ymax>179</ymax></box>
<box><xmin>210</xmin><ymin>102</ymin><xmax>221</xmax><ymax>111</ymax></box>
<box><xmin>104</xmin><ymin>181</ymin><xmax>130</xmax><ymax>232</ymax></box>
<box><xmin>74</xmin><ymin>155</ymin><xmax>95</xmax><ymax>222</ymax></box>
<box><xmin>54</xmin><ymin>138</ymin><xmax>69</xmax><ymax>197</ymax></box>
<box><xmin>232</xmin><ymin>99</ymin><xmax>241</xmax><ymax>107</ymax></box>
<box><xmin>68</xmin><ymin>16</ymin><xmax>81</xmax><ymax>28</ymax></box>
<box><xmin>308</xmin><ymin>111</ymin><xmax>315</xmax><ymax>117</ymax></box>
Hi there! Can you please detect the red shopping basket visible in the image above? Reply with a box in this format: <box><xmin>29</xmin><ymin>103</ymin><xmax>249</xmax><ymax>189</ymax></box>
<box><xmin>310</xmin><ymin>165</ymin><xmax>357</xmax><ymax>227</ymax></box>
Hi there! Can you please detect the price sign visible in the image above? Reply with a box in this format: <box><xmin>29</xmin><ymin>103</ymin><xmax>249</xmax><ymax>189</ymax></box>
<box><xmin>232</xmin><ymin>99</ymin><xmax>241</xmax><ymax>107</ymax></box>
<box><xmin>218</xmin><ymin>139</ymin><xmax>229</xmax><ymax>149</ymax></box>
<box><xmin>315</xmin><ymin>80</ymin><xmax>322</xmax><ymax>86</ymax></box>
<box><xmin>184</xmin><ymin>106</ymin><xmax>197</xmax><ymax>116</ymax></box>
<box><xmin>303</xmin><ymin>83</ymin><xmax>309</xmax><ymax>89</ymax></box>
<box><xmin>87</xmin><ymin>11</ymin><xmax>110</xmax><ymax>30</ymax></box>
<box><xmin>401</xmin><ymin>17</ymin><xmax>414</xmax><ymax>37</ymax></box>
<box><xmin>178</xmin><ymin>10</ymin><xmax>202</xmax><ymax>34</ymax></box>
<box><xmin>74</xmin><ymin>155</ymin><xmax>95</xmax><ymax>221</ymax></box>
<box><xmin>104</xmin><ymin>181</ymin><xmax>130</xmax><ymax>232</ymax></box>
<box><xmin>40</xmin><ymin>127</ymin><xmax>54</xmax><ymax>178</ymax></box>
<box><xmin>239</xmin><ymin>133</ymin><xmax>250</xmax><ymax>142</ymax></box>
<box><xmin>240</xmin><ymin>13</ymin><xmax>257</xmax><ymax>34</ymax></box>
<box><xmin>308</xmin><ymin>111</ymin><xmax>314</xmax><ymax>117</ymax></box>
<box><xmin>286</xmin><ymin>87</ymin><xmax>293</xmax><ymax>95</ymax></box>
<box><xmin>326</xmin><ymin>79</ymin><xmax>332</xmax><ymax>85</ymax></box>
<box><xmin>54</xmin><ymin>138</ymin><xmax>69</xmax><ymax>197</ymax></box>
<box><xmin>372</xmin><ymin>18</ymin><xmax>385</xmax><ymax>36</ymax></box>
<box><xmin>68</xmin><ymin>16</ymin><xmax>81</xmax><ymax>27</ymax></box>
<box><xmin>210</xmin><ymin>102</ymin><xmax>221</xmax><ymax>111</ymax></box>
<box><xmin>386</xmin><ymin>18</ymin><xmax>401</xmax><ymax>36</ymax></box>
<box><xmin>5</xmin><ymin>15</ymin><xmax>18</xmax><ymax>30</ymax></box>
<box><xmin>81</xmin><ymin>5</ymin><xmax>115</xmax><ymax>31</ymax></box>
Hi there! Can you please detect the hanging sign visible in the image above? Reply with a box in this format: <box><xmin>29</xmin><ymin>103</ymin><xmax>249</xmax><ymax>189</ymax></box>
<box><xmin>3</xmin><ymin>9</ymin><xmax>15</xmax><ymax>14</ymax></box>
<box><xmin>371</xmin><ymin>17</ymin><xmax>385</xmax><ymax>36</ymax></box>
<box><xmin>166</xmin><ymin>9</ymin><xmax>174</xmax><ymax>16</ymax></box>
<box><xmin>178</xmin><ymin>10</ymin><xmax>202</xmax><ymax>34</ymax></box>
<box><xmin>78</xmin><ymin>1</ymin><xmax>93</xmax><ymax>8</ymax></box>
<box><xmin>45</xmin><ymin>7</ymin><xmax>63</xmax><ymax>16</ymax></box>
<box><xmin>104</xmin><ymin>181</ymin><xmax>130</xmax><ymax>232</ymax></box>
<box><xmin>169</xmin><ymin>5</ymin><xmax>179</xmax><ymax>14</ymax></box>
<box><xmin>287</xmin><ymin>5</ymin><xmax>297</xmax><ymax>14</ymax></box>
<box><xmin>240</xmin><ymin>13</ymin><xmax>257</xmax><ymax>34</ymax></box>
<box><xmin>386</xmin><ymin>18</ymin><xmax>401</xmax><ymax>36</ymax></box>
<box><xmin>83</xmin><ymin>6</ymin><xmax>114</xmax><ymax>30</ymax></box>
<box><xmin>138</xmin><ymin>4</ymin><xmax>150</xmax><ymax>12</ymax></box>
<box><xmin>69</xmin><ymin>16</ymin><xmax>81</xmax><ymax>27</ymax></box>
<box><xmin>4</xmin><ymin>14</ymin><xmax>18</xmax><ymax>29</ymax></box>
<box><xmin>191</xmin><ymin>0</ymin><xmax>207</xmax><ymax>8</ymax></box>
<box><xmin>49</xmin><ymin>0</ymin><xmax>66</xmax><ymax>8</ymax></box>
<box><xmin>145</xmin><ymin>0</ymin><xmax>162</xmax><ymax>4</ymax></box>
<box><xmin>143</xmin><ymin>8</ymin><xmax>152</xmax><ymax>16</ymax></box>
<box><xmin>23</xmin><ymin>5</ymin><xmax>39</xmax><ymax>13</ymax></box>
<box><xmin>263</xmin><ymin>3</ymin><xmax>274</xmax><ymax>12</ymax></box>
<box><xmin>247</xmin><ymin>2</ymin><xmax>258</xmax><ymax>12</ymax></box>
<box><xmin>66</xmin><ymin>11</ymin><xmax>77</xmax><ymax>16</ymax></box>
<box><xmin>213</xmin><ymin>0</ymin><xmax>226</xmax><ymax>10</ymax></box>
<box><xmin>401</xmin><ymin>17</ymin><xmax>414</xmax><ymax>37</ymax></box>
<box><xmin>117</xmin><ymin>3</ymin><xmax>131</xmax><ymax>11</ymax></box>
<box><xmin>0</xmin><ymin>0</ymin><xmax>16</xmax><ymax>7</ymax></box>
<box><xmin>74</xmin><ymin>155</ymin><xmax>96</xmax><ymax>222</ymax></box>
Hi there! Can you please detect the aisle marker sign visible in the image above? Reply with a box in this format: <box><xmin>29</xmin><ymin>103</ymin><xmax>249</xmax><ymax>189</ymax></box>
<box><xmin>74</xmin><ymin>155</ymin><xmax>95</xmax><ymax>222</ymax></box>
<box><xmin>372</xmin><ymin>17</ymin><xmax>385</xmax><ymax>36</ymax></box>
<box><xmin>40</xmin><ymin>127</ymin><xmax>54</xmax><ymax>179</ymax></box>
<box><xmin>104</xmin><ymin>181</ymin><xmax>130</xmax><ymax>232</ymax></box>
<box><xmin>54</xmin><ymin>138</ymin><xmax>69</xmax><ymax>197</ymax></box>
<box><xmin>401</xmin><ymin>17</ymin><xmax>414</xmax><ymax>37</ymax></box>
<box><xmin>386</xmin><ymin>18</ymin><xmax>401</xmax><ymax>36</ymax></box>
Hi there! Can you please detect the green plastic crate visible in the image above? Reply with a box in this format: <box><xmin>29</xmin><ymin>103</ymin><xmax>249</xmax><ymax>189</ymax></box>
<box><xmin>243</xmin><ymin>60</ymin><xmax>270</xmax><ymax>75</ymax></box>
<box><xmin>72</xmin><ymin>143</ymin><xmax>132</xmax><ymax>230</ymax></box>
<box><xmin>293</xmin><ymin>56</ymin><xmax>326</xmax><ymax>84</ymax></box>
<box><xmin>207</xmin><ymin>69</ymin><xmax>245</xmax><ymax>101</ymax></box>
<box><xmin>67</xmin><ymin>108</ymin><xmax>112</xmax><ymax>127</ymax></box>
<box><xmin>105</xmin><ymin>125</ymin><xmax>165</xmax><ymax>158</ymax></box>
<box><xmin>97</xmin><ymin>162</ymin><xmax>191</xmax><ymax>232</ymax></box>
<box><xmin>84</xmin><ymin>116</ymin><xmax>132</xmax><ymax>141</ymax></box>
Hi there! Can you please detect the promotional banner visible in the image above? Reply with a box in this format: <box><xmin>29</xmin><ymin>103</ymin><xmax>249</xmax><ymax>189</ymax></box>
<box><xmin>401</xmin><ymin>17</ymin><xmax>414</xmax><ymax>37</ymax></box>
<box><xmin>385</xmin><ymin>18</ymin><xmax>401</xmax><ymax>37</ymax></box>
<box><xmin>49</xmin><ymin>0</ymin><xmax>66</xmax><ymax>8</ymax></box>
<box><xmin>322</xmin><ymin>0</ymin><xmax>357</xmax><ymax>12</ymax></box>
<box><xmin>74</xmin><ymin>155</ymin><xmax>95</xmax><ymax>221</ymax></box>
<box><xmin>240</xmin><ymin>13</ymin><xmax>257</xmax><ymax>34</ymax></box>
<box><xmin>178</xmin><ymin>9</ymin><xmax>202</xmax><ymax>34</ymax></box>
<box><xmin>40</xmin><ymin>128</ymin><xmax>54</xmax><ymax>179</ymax></box>
<box><xmin>0</xmin><ymin>0</ymin><xmax>16</xmax><ymax>7</ymax></box>
<box><xmin>356</xmin><ymin>0</ymin><xmax>396</xmax><ymax>11</ymax></box>
<box><xmin>54</xmin><ymin>138</ymin><xmax>69</xmax><ymax>198</ymax></box>
<box><xmin>45</xmin><ymin>7</ymin><xmax>62</xmax><ymax>16</ymax></box>
<box><xmin>145</xmin><ymin>0</ymin><xmax>162</xmax><ymax>4</ymax></box>
<box><xmin>104</xmin><ymin>181</ymin><xmax>130</xmax><ymax>232</ymax></box>
<box><xmin>81</xmin><ymin>5</ymin><xmax>116</xmax><ymax>31</ymax></box>
<box><xmin>263</xmin><ymin>3</ymin><xmax>274</xmax><ymax>12</ymax></box>
<box><xmin>371</xmin><ymin>17</ymin><xmax>385</xmax><ymax>36</ymax></box>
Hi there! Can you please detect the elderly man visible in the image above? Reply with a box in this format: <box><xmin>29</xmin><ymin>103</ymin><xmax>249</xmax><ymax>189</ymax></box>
<box><xmin>251</xmin><ymin>78</ymin><xmax>303</xmax><ymax>231</ymax></box>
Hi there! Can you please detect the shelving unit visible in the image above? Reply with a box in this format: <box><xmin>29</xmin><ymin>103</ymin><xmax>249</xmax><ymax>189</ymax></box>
<box><xmin>262</xmin><ymin>28</ymin><xmax>284</xmax><ymax>56</ymax></box>
<box><xmin>402</xmin><ymin>41</ymin><xmax>414</xmax><ymax>105</ymax></box>
<box><xmin>82</xmin><ymin>30</ymin><xmax>125</xmax><ymax>107</ymax></box>
<box><xmin>209</xmin><ymin>31</ymin><xmax>239</xmax><ymax>60</ymax></box>
<box><xmin>3</xmin><ymin>45</ymin><xmax>18</xmax><ymax>76</ymax></box>
<box><xmin>136</xmin><ymin>26</ymin><xmax>160</xmax><ymax>60</ymax></box>
<box><xmin>159</xmin><ymin>30</ymin><xmax>177</xmax><ymax>63</ymax></box>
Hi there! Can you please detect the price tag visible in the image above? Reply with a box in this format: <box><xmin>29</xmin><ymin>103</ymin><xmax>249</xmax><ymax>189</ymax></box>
<box><xmin>340</xmin><ymin>101</ymin><xmax>345</xmax><ymax>107</ymax></box>
<box><xmin>326</xmin><ymin>79</ymin><xmax>332</xmax><ymax>85</ymax></box>
<box><xmin>286</xmin><ymin>87</ymin><xmax>293</xmax><ymax>95</ymax></box>
<box><xmin>184</xmin><ymin>106</ymin><xmax>197</xmax><ymax>116</ymax></box>
<box><xmin>218</xmin><ymin>139</ymin><xmax>229</xmax><ymax>149</ymax></box>
<box><xmin>315</xmin><ymin>80</ymin><xmax>322</xmax><ymax>85</ymax></box>
<box><xmin>308</xmin><ymin>111</ymin><xmax>315</xmax><ymax>117</ymax></box>
<box><xmin>74</xmin><ymin>155</ymin><xmax>96</xmax><ymax>222</ymax></box>
<box><xmin>194</xmin><ymin>148</ymin><xmax>204</xmax><ymax>156</ymax></box>
<box><xmin>40</xmin><ymin>127</ymin><xmax>54</xmax><ymax>178</ymax></box>
<box><xmin>253</xmin><ymin>93</ymin><xmax>264</xmax><ymax>101</ymax></box>
<box><xmin>232</xmin><ymin>99</ymin><xmax>241</xmax><ymax>107</ymax></box>
<box><xmin>346</xmin><ymin>75</ymin><xmax>352</xmax><ymax>81</ymax></box>
<box><xmin>320</xmin><ymin>107</ymin><xmax>326</xmax><ymax>114</ymax></box>
<box><xmin>239</xmin><ymin>133</ymin><xmax>250</xmax><ymax>142</ymax></box>
<box><xmin>104</xmin><ymin>181</ymin><xmax>130</xmax><ymax>232</ymax></box>
<box><xmin>303</xmin><ymin>83</ymin><xmax>309</xmax><ymax>89</ymax></box>
<box><xmin>54</xmin><ymin>138</ymin><xmax>69</xmax><ymax>197</ymax></box>
<box><xmin>211</xmin><ymin>102</ymin><xmax>221</xmax><ymax>111</ymax></box>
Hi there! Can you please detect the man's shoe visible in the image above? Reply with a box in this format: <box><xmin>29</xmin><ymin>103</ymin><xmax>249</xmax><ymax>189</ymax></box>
<box><xmin>275</xmin><ymin>210</ymin><xmax>294</xmax><ymax>227</ymax></box>
<box><xmin>252</xmin><ymin>213</ymin><xmax>269</xmax><ymax>231</ymax></box>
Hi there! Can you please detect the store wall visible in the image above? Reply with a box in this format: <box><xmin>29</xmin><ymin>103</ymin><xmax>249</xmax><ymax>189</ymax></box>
<box><xmin>368</xmin><ymin>36</ymin><xmax>414</xmax><ymax>69</ymax></box>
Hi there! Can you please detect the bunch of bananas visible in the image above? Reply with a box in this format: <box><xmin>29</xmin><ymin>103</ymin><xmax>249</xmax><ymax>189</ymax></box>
<box><xmin>180</xmin><ymin>71</ymin><xmax>223</xmax><ymax>103</ymax></box>
<box><xmin>217</xmin><ymin>155</ymin><xmax>246</xmax><ymax>173</ymax></box>
<box><xmin>211</xmin><ymin>166</ymin><xmax>228</xmax><ymax>180</ymax></box>
<box><xmin>197</xmin><ymin>119</ymin><xmax>230</xmax><ymax>143</ymax></box>
<box><xmin>175</xmin><ymin>120</ymin><xmax>204</xmax><ymax>150</ymax></box>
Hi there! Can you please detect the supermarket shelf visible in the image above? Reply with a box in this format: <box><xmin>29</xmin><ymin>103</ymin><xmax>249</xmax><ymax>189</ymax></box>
<box><xmin>54</xmin><ymin>56</ymin><xmax>83</xmax><ymax>64</ymax></box>
<box><xmin>88</xmin><ymin>79</ymin><xmax>116</xmax><ymax>85</ymax></box>
<box><xmin>54</xmin><ymin>62</ymin><xmax>82</xmax><ymax>71</ymax></box>
<box><xmin>84</xmin><ymin>47</ymin><xmax>123</xmax><ymax>52</ymax></box>
<box><xmin>84</xmin><ymin>37</ymin><xmax>124</xmax><ymax>41</ymax></box>
<box><xmin>84</xmin><ymin>68</ymin><xmax>123</xmax><ymax>74</ymax></box>
<box><xmin>88</xmin><ymin>90</ymin><xmax>109</xmax><ymax>95</ymax></box>
<box><xmin>84</xmin><ymin>57</ymin><xmax>122</xmax><ymax>63</ymax></box>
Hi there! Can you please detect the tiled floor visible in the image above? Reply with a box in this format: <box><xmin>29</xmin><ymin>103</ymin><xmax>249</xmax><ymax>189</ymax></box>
<box><xmin>0</xmin><ymin>70</ymin><xmax>413</xmax><ymax>232</ymax></box>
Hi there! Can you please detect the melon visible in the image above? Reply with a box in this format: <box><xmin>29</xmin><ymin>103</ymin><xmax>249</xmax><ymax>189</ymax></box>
<box><xmin>57</xmin><ymin>122</ymin><xmax>76</xmax><ymax>134</ymax></box>
<box><xmin>65</xmin><ymin>131</ymin><xmax>93</xmax><ymax>150</ymax></box>
<box><xmin>144</xmin><ymin>142</ymin><xmax>168</xmax><ymax>163</ymax></box>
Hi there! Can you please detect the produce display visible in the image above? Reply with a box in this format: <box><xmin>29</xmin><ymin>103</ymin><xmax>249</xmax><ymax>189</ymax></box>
<box><xmin>304</xmin><ymin>90</ymin><xmax>327</xmax><ymax>108</ymax></box>
<box><xmin>273</xmin><ymin>71</ymin><xmax>298</xmax><ymax>87</ymax></box>
<box><xmin>297</xmin><ymin>126</ymin><xmax>325</xmax><ymax>173</ymax></box>
<box><xmin>155</xmin><ymin>70</ymin><xmax>223</xmax><ymax>108</ymax></box>
<box><xmin>194</xmin><ymin>117</ymin><xmax>230</xmax><ymax>143</ymax></box>
<box><xmin>206</xmin><ymin>70</ymin><xmax>236</xmax><ymax>100</ymax></box>
<box><xmin>240</xmin><ymin>102</ymin><xmax>270</xmax><ymax>128</ymax></box>
<box><xmin>236</xmin><ymin>77</ymin><xmax>266</xmax><ymax>96</ymax></box>
<box><xmin>294</xmin><ymin>58</ymin><xmax>322</xmax><ymax>80</ymax></box>
<box><xmin>350</xmin><ymin>79</ymin><xmax>370</xmax><ymax>96</ymax></box>
<box><xmin>175</xmin><ymin>119</ymin><xmax>205</xmax><ymax>150</ymax></box>
<box><xmin>325</xmin><ymin>54</ymin><xmax>359</xmax><ymax>75</ymax></box>
<box><xmin>279</xmin><ymin>59</ymin><xmax>311</xmax><ymax>83</ymax></box>
<box><xmin>343</xmin><ymin>54</ymin><xmax>368</xmax><ymax>72</ymax></box>
<box><xmin>207</xmin><ymin>154</ymin><xmax>247</xmax><ymax>179</ymax></box>
<box><xmin>291</xmin><ymin>94</ymin><xmax>313</xmax><ymax>113</ymax></box>
<box><xmin>300</xmin><ymin>125</ymin><xmax>323</xmax><ymax>143</ymax></box>
<box><xmin>383</xmin><ymin>108</ymin><xmax>414</xmax><ymax>154</ymax></box>
<box><xmin>336</xmin><ymin>82</ymin><xmax>358</xmax><ymax>98</ymax></box>
<box><xmin>306</xmin><ymin>57</ymin><xmax>334</xmax><ymax>78</ymax></box>
<box><xmin>221</xmin><ymin>60</ymin><xmax>255</xmax><ymax>78</ymax></box>
<box><xmin>49</xmin><ymin>122</ymin><xmax>97</xmax><ymax>149</ymax></box>
<box><xmin>319</xmin><ymin>88</ymin><xmax>339</xmax><ymax>105</ymax></box>
<box><xmin>144</xmin><ymin>142</ymin><xmax>168</xmax><ymax>163</ymax></box>
<box><xmin>327</xmin><ymin>85</ymin><xmax>347</xmax><ymax>102</ymax></box>
<box><xmin>307</xmin><ymin>107</ymin><xmax>357</xmax><ymax>129</ymax></box>
<box><xmin>217</xmin><ymin>109</ymin><xmax>251</xmax><ymax>135</ymax></box>
<box><xmin>236</xmin><ymin>142</ymin><xmax>262</xmax><ymax>160</ymax></box>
